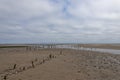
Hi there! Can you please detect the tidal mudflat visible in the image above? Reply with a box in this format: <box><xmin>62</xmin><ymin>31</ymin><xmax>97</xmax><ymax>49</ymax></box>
<box><xmin>0</xmin><ymin>46</ymin><xmax>120</xmax><ymax>80</ymax></box>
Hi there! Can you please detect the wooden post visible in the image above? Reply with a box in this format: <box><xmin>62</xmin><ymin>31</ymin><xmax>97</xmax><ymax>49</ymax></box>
<box><xmin>3</xmin><ymin>75</ymin><xmax>7</xmax><ymax>80</ymax></box>
<box><xmin>49</xmin><ymin>54</ymin><xmax>52</xmax><ymax>59</ymax></box>
<box><xmin>13</xmin><ymin>64</ymin><xmax>17</xmax><ymax>70</ymax></box>
<box><xmin>60</xmin><ymin>51</ymin><xmax>62</xmax><ymax>55</ymax></box>
<box><xmin>31</xmin><ymin>61</ymin><xmax>35</xmax><ymax>68</ymax></box>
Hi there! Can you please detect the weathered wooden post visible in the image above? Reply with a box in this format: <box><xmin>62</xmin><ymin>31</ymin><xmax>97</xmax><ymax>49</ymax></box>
<box><xmin>60</xmin><ymin>50</ymin><xmax>62</xmax><ymax>55</ymax></box>
<box><xmin>43</xmin><ymin>59</ymin><xmax>45</xmax><ymax>63</ymax></box>
<box><xmin>31</xmin><ymin>61</ymin><xmax>35</xmax><ymax>68</ymax></box>
<box><xmin>26</xmin><ymin>46</ymin><xmax>28</xmax><ymax>51</ymax></box>
<box><xmin>13</xmin><ymin>64</ymin><xmax>17</xmax><ymax>70</ymax></box>
<box><xmin>23</xmin><ymin>66</ymin><xmax>25</xmax><ymax>70</ymax></box>
<box><xmin>49</xmin><ymin>54</ymin><xmax>52</xmax><ymax>59</ymax></box>
<box><xmin>3</xmin><ymin>75</ymin><xmax>7</xmax><ymax>80</ymax></box>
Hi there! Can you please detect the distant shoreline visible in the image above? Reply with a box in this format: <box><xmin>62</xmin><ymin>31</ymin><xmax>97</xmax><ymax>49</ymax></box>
<box><xmin>0</xmin><ymin>44</ymin><xmax>120</xmax><ymax>50</ymax></box>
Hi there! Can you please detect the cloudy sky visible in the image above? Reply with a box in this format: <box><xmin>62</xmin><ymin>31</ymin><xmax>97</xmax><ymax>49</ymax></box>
<box><xmin>0</xmin><ymin>0</ymin><xmax>120</xmax><ymax>44</ymax></box>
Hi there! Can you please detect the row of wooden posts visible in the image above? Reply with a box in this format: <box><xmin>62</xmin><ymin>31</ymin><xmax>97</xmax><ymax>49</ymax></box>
<box><xmin>1</xmin><ymin>53</ymin><xmax>60</xmax><ymax>80</ymax></box>
<box><xmin>25</xmin><ymin>45</ymin><xmax>58</xmax><ymax>51</ymax></box>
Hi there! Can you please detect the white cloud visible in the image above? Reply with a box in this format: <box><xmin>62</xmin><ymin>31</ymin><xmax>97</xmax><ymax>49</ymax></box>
<box><xmin>0</xmin><ymin>0</ymin><xmax>63</xmax><ymax>21</ymax></box>
<box><xmin>68</xmin><ymin>0</ymin><xmax>120</xmax><ymax>20</ymax></box>
<box><xmin>0</xmin><ymin>0</ymin><xmax>120</xmax><ymax>43</ymax></box>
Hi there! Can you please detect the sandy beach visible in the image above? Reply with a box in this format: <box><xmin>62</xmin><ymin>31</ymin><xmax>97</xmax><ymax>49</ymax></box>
<box><xmin>0</xmin><ymin>47</ymin><xmax>120</xmax><ymax>80</ymax></box>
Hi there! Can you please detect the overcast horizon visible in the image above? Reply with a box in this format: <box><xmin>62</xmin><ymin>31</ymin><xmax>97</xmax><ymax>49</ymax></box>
<box><xmin>0</xmin><ymin>0</ymin><xmax>120</xmax><ymax>44</ymax></box>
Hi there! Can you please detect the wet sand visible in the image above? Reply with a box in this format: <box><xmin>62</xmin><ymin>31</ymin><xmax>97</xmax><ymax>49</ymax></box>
<box><xmin>0</xmin><ymin>48</ymin><xmax>120</xmax><ymax>80</ymax></box>
<box><xmin>76</xmin><ymin>44</ymin><xmax>120</xmax><ymax>50</ymax></box>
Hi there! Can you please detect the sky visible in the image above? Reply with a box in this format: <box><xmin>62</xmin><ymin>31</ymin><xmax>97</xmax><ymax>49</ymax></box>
<box><xmin>0</xmin><ymin>0</ymin><xmax>120</xmax><ymax>44</ymax></box>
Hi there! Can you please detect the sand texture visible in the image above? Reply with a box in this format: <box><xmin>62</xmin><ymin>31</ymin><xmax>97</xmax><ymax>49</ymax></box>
<box><xmin>0</xmin><ymin>48</ymin><xmax>120</xmax><ymax>80</ymax></box>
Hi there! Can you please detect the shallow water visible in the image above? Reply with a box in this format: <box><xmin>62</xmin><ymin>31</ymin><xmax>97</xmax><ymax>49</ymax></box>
<box><xmin>55</xmin><ymin>45</ymin><xmax>120</xmax><ymax>54</ymax></box>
